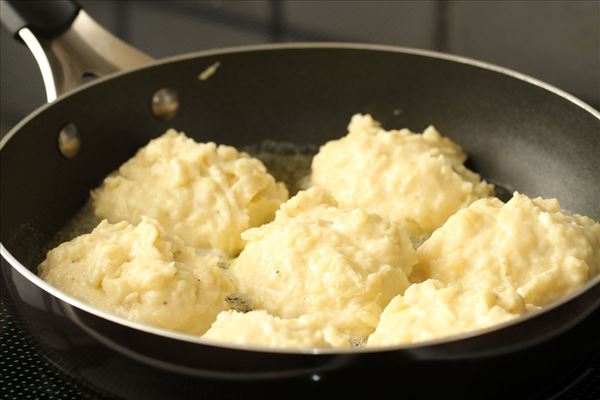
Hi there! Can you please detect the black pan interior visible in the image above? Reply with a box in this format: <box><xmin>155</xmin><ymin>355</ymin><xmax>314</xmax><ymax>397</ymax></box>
<box><xmin>1</xmin><ymin>46</ymin><xmax>599</xmax><ymax>269</ymax></box>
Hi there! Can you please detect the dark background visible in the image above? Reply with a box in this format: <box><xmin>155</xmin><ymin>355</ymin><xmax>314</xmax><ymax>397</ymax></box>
<box><xmin>1</xmin><ymin>0</ymin><xmax>599</xmax><ymax>135</ymax></box>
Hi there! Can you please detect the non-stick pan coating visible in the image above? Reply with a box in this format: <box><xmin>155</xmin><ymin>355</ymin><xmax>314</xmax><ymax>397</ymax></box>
<box><xmin>1</xmin><ymin>44</ymin><xmax>599</xmax><ymax>399</ymax></box>
<box><xmin>2</xmin><ymin>45</ymin><xmax>599</xmax><ymax>265</ymax></box>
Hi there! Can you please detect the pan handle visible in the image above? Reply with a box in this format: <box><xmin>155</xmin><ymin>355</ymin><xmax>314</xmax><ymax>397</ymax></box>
<box><xmin>0</xmin><ymin>0</ymin><xmax>79</xmax><ymax>39</ymax></box>
<box><xmin>0</xmin><ymin>0</ymin><xmax>154</xmax><ymax>102</ymax></box>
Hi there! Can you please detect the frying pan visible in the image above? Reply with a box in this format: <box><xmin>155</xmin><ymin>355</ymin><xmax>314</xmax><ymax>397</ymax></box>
<box><xmin>1</xmin><ymin>1</ymin><xmax>599</xmax><ymax>399</ymax></box>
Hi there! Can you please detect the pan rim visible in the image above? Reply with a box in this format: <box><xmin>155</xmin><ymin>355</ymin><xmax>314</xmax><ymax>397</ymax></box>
<box><xmin>1</xmin><ymin>42</ymin><xmax>599</xmax><ymax>356</ymax></box>
<box><xmin>1</xmin><ymin>41</ymin><xmax>599</xmax><ymax>150</ymax></box>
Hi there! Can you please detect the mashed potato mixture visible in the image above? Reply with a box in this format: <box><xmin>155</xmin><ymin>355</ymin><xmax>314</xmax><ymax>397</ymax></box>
<box><xmin>230</xmin><ymin>187</ymin><xmax>417</xmax><ymax>344</ymax></box>
<box><xmin>414</xmin><ymin>193</ymin><xmax>600</xmax><ymax>307</ymax></box>
<box><xmin>92</xmin><ymin>130</ymin><xmax>288</xmax><ymax>255</ymax></box>
<box><xmin>39</xmin><ymin>217</ymin><xmax>234</xmax><ymax>335</ymax></box>
<box><xmin>39</xmin><ymin>117</ymin><xmax>600</xmax><ymax>349</ymax></box>
<box><xmin>204</xmin><ymin>310</ymin><xmax>337</xmax><ymax>349</ymax></box>
<box><xmin>312</xmin><ymin>114</ymin><xmax>493</xmax><ymax>236</ymax></box>
<box><xmin>367</xmin><ymin>279</ymin><xmax>525</xmax><ymax>347</ymax></box>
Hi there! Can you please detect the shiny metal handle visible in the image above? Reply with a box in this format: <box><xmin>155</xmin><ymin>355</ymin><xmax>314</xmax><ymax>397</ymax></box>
<box><xmin>0</xmin><ymin>1</ymin><xmax>154</xmax><ymax>102</ymax></box>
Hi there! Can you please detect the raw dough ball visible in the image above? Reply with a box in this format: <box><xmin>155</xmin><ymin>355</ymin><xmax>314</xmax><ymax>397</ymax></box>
<box><xmin>367</xmin><ymin>279</ymin><xmax>524</xmax><ymax>346</ymax></box>
<box><xmin>230</xmin><ymin>187</ymin><xmax>417</xmax><ymax>341</ymax></box>
<box><xmin>311</xmin><ymin>114</ymin><xmax>493</xmax><ymax>236</ymax></box>
<box><xmin>92</xmin><ymin>130</ymin><xmax>288</xmax><ymax>255</ymax></box>
<box><xmin>39</xmin><ymin>217</ymin><xmax>234</xmax><ymax>335</ymax></box>
<box><xmin>204</xmin><ymin>310</ymin><xmax>344</xmax><ymax>349</ymax></box>
<box><xmin>414</xmin><ymin>193</ymin><xmax>600</xmax><ymax>307</ymax></box>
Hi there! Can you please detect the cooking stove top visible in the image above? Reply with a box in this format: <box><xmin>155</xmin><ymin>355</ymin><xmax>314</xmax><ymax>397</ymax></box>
<box><xmin>1</xmin><ymin>299</ymin><xmax>598</xmax><ymax>400</ymax></box>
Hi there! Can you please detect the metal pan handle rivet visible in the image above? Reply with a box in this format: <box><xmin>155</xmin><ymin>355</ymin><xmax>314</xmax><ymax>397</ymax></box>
<box><xmin>57</xmin><ymin>123</ymin><xmax>81</xmax><ymax>158</ymax></box>
<box><xmin>151</xmin><ymin>88</ymin><xmax>179</xmax><ymax>121</ymax></box>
